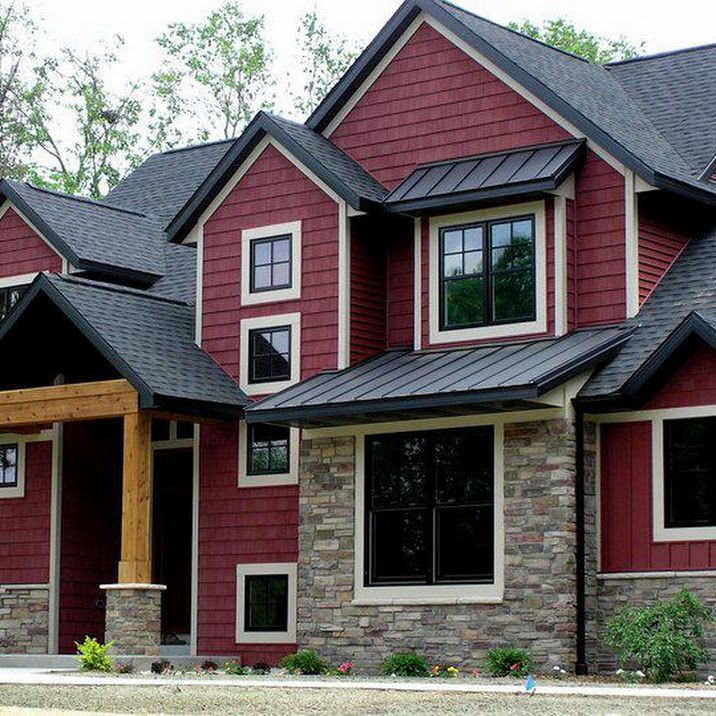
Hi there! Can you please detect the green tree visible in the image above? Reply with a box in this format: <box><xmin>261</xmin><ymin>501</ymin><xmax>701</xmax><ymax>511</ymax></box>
<box><xmin>293</xmin><ymin>10</ymin><xmax>357</xmax><ymax>117</ymax></box>
<box><xmin>509</xmin><ymin>18</ymin><xmax>643</xmax><ymax>63</ymax></box>
<box><xmin>151</xmin><ymin>1</ymin><xmax>273</xmax><ymax>146</ymax></box>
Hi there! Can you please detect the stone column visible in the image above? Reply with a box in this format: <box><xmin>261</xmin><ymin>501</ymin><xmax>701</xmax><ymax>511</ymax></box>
<box><xmin>0</xmin><ymin>585</ymin><xmax>50</xmax><ymax>654</ymax></box>
<box><xmin>101</xmin><ymin>583</ymin><xmax>165</xmax><ymax>656</ymax></box>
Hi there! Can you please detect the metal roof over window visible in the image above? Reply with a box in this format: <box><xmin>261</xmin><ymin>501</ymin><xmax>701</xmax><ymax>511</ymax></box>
<box><xmin>384</xmin><ymin>139</ymin><xmax>586</xmax><ymax>214</ymax></box>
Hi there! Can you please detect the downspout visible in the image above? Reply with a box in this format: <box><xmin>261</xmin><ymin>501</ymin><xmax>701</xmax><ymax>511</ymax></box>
<box><xmin>574</xmin><ymin>405</ymin><xmax>588</xmax><ymax>675</ymax></box>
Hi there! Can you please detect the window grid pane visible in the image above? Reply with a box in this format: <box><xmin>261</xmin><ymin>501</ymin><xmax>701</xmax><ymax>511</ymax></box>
<box><xmin>244</xmin><ymin>574</ymin><xmax>289</xmax><ymax>632</ymax></box>
<box><xmin>248</xmin><ymin>326</ymin><xmax>291</xmax><ymax>383</ymax></box>
<box><xmin>248</xmin><ymin>424</ymin><xmax>290</xmax><ymax>475</ymax></box>
<box><xmin>250</xmin><ymin>235</ymin><xmax>292</xmax><ymax>293</ymax></box>
<box><xmin>0</xmin><ymin>444</ymin><xmax>18</xmax><ymax>488</ymax></box>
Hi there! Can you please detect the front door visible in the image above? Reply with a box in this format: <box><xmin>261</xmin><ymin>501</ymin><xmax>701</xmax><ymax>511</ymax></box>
<box><xmin>152</xmin><ymin>447</ymin><xmax>193</xmax><ymax>646</ymax></box>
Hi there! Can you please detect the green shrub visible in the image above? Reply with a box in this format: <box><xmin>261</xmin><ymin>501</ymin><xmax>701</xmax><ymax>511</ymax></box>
<box><xmin>280</xmin><ymin>649</ymin><xmax>328</xmax><ymax>675</ymax></box>
<box><xmin>604</xmin><ymin>588</ymin><xmax>713</xmax><ymax>682</ymax></box>
<box><xmin>486</xmin><ymin>647</ymin><xmax>533</xmax><ymax>677</ymax></box>
<box><xmin>224</xmin><ymin>659</ymin><xmax>248</xmax><ymax>675</ymax></box>
<box><xmin>75</xmin><ymin>636</ymin><xmax>114</xmax><ymax>673</ymax></box>
<box><xmin>380</xmin><ymin>652</ymin><xmax>430</xmax><ymax>677</ymax></box>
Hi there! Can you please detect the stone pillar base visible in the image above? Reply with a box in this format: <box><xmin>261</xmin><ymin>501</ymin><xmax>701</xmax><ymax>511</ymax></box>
<box><xmin>100</xmin><ymin>583</ymin><xmax>166</xmax><ymax>656</ymax></box>
<box><xmin>0</xmin><ymin>585</ymin><xmax>50</xmax><ymax>654</ymax></box>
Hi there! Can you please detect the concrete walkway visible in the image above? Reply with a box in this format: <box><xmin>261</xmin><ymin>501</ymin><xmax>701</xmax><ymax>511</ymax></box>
<box><xmin>1</xmin><ymin>667</ymin><xmax>716</xmax><ymax>700</ymax></box>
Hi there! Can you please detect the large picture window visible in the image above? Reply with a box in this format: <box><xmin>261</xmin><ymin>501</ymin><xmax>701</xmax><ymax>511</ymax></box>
<box><xmin>664</xmin><ymin>417</ymin><xmax>716</xmax><ymax>529</ymax></box>
<box><xmin>365</xmin><ymin>426</ymin><xmax>494</xmax><ymax>586</ymax></box>
<box><xmin>440</xmin><ymin>217</ymin><xmax>535</xmax><ymax>330</ymax></box>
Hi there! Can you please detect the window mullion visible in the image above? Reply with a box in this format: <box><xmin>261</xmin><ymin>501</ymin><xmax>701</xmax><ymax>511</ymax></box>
<box><xmin>483</xmin><ymin>222</ymin><xmax>491</xmax><ymax>327</ymax></box>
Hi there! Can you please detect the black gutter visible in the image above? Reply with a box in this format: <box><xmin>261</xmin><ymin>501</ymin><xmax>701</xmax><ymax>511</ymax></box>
<box><xmin>574</xmin><ymin>406</ymin><xmax>588</xmax><ymax>675</ymax></box>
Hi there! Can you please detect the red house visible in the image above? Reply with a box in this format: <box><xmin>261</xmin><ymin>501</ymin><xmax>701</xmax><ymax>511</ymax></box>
<box><xmin>1</xmin><ymin>0</ymin><xmax>716</xmax><ymax>674</ymax></box>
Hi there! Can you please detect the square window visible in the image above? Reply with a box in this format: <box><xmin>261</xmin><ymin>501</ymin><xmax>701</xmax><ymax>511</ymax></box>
<box><xmin>0</xmin><ymin>444</ymin><xmax>18</xmax><ymax>488</ymax></box>
<box><xmin>244</xmin><ymin>574</ymin><xmax>289</xmax><ymax>632</ymax></box>
<box><xmin>248</xmin><ymin>424</ymin><xmax>290</xmax><ymax>475</ymax></box>
<box><xmin>250</xmin><ymin>235</ymin><xmax>292</xmax><ymax>293</ymax></box>
<box><xmin>248</xmin><ymin>326</ymin><xmax>291</xmax><ymax>384</ymax></box>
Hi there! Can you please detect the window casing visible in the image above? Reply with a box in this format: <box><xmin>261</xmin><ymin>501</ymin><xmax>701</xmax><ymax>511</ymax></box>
<box><xmin>248</xmin><ymin>326</ymin><xmax>291</xmax><ymax>384</ymax></box>
<box><xmin>664</xmin><ymin>417</ymin><xmax>716</xmax><ymax>529</ymax></box>
<box><xmin>440</xmin><ymin>216</ymin><xmax>535</xmax><ymax>331</ymax></box>
<box><xmin>250</xmin><ymin>234</ymin><xmax>292</xmax><ymax>293</ymax></box>
<box><xmin>365</xmin><ymin>426</ymin><xmax>494</xmax><ymax>587</ymax></box>
<box><xmin>244</xmin><ymin>574</ymin><xmax>289</xmax><ymax>632</ymax></box>
<box><xmin>0</xmin><ymin>444</ymin><xmax>18</xmax><ymax>488</ymax></box>
<box><xmin>0</xmin><ymin>285</ymin><xmax>25</xmax><ymax>321</ymax></box>
<box><xmin>247</xmin><ymin>423</ymin><xmax>290</xmax><ymax>475</ymax></box>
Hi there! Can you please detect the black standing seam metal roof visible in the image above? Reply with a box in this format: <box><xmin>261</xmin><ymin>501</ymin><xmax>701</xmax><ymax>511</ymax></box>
<box><xmin>384</xmin><ymin>139</ymin><xmax>585</xmax><ymax>212</ymax></box>
<box><xmin>306</xmin><ymin>0</ymin><xmax>716</xmax><ymax>207</ymax></box>
<box><xmin>0</xmin><ymin>273</ymin><xmax>248</xmax><ymax>418</ymax></box>
<box><xmin>246</xmin><ymin>327</ymin><xmax>630</xmax><ymax>426</ymax></box>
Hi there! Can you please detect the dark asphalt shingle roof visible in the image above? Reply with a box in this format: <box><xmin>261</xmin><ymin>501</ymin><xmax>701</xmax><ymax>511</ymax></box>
<box><xmin>248</xmin><ymin>327</ymin><xmax>629</xmax><ymax>425</ymax></box>
<box><xmin>105</xmin><ymin>139</ymin><xmax>235</xmax><ymax>228</ymax></box>
<box><xmin>608</xmin><ymin>45</ymin><xmax>716</xmax><ymax>178</ymax></box>
<box><xmin>0</xmin><ymin>180</ymin><xmax>166</xmax><ymax>281</ymax></box>
<box><xmin>19</xmin><ymin>274</ymin><xmax>247</xmax><ymax>416</ymax></box>
<box><xmin>385</xmin><ymin>139</ymin><xmax>585</xmax><ymax>212</ymax></box>
<box><xmin>582</xmin><ymin>223</ymin><xmax>716</xmax><ymax>398</ymax></box>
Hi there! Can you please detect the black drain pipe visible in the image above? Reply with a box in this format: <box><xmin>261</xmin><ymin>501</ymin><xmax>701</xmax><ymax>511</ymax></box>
<box><xmin>574</xmin><ymin>405</ymin><xmax>588</xmax><ymax>675</ymax></box>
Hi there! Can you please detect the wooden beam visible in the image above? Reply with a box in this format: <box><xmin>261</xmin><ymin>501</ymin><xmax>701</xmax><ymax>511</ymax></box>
<box><xmin>0</xmin><ymin>379</ymin><xmax>138</xmax><ymax>427</ymax></box>
<box><xmin>118</xmin><ymin>411</ymin><xmax>153</xmax><ymax>584</ymax></box>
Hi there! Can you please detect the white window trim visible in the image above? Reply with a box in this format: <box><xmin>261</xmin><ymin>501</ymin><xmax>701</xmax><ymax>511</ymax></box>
<box><xmin>241</xmin><ymin>221</ymin><xmax>302</xmax><ymax>306</ymax></box>
<box><xmin>428</xmin><ymin>201</ymin><xmax>547</xmax><ymax>345</ymax></box>
<box><xmin>238</xmin><ymin>421</ymin><xmax>299</xmax><ymax>488</ymax></box>
<box><xmin>0</xmin><ymin>436</ymin><xmax>28</xmax><ymax>500</ymax></box>
<box><xmin>239</xmin><ymin>312</ymin><xmax>301</xmax><ymax>396</ymax></box>
<box><xmin>235</xmin><ymin>562</ymin><xmax>297</xmax><ymax>644</ymax></box>
<box><xmin>353</xmin><ymin>419</ymin><xmax>505</xmax><ymax>605</ymax></box>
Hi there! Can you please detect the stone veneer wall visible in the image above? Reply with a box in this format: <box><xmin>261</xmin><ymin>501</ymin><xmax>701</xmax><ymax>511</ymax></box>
<box><xmin>0</xmin><ymin>585</ymin><xmax>49</xmax><ymax>654</ymax></box>
<box><xmin>297</xmin><ymin>419</ymin><xmax>578</xmax><ymax>672</ymax></box>
<box><xmin>103</xmin><ymin>586</ymin><xmax>163</xmax><ymax>656</ymax></box>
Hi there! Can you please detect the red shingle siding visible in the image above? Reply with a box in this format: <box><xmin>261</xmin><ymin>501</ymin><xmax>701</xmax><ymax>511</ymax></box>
<box><xmin>351</xmin><ymin>221</ymin><xmax>387</xmax><ymax>362</ymax></box>
<box><xmin>0</xmin><ymin>207</ymin><xmax>62</xmax><ymax>278</ymax></box>
<box><xmin>197</xmin><ymin>424</ymin><xmax>298</xmax><ymax>663</ymax></box>
<box><xmin>600</xmin><ymin>347</ymin><xmax>716</xmax><ymax>573</ymax></box>
<box><xmin>329</xmin><ymin>22</ymin><xmax>569</xmax><ymax>190</ymax></box>
<box><xmin>202</xmin><ymin>144</ymin><xmax>339</xmax><ymax>379</ymax></box>
<box><xmin>573</xmin><ymin>153</ymin><xmax>626</xmax><ymax>326</ymax></box>
<box><xmin>386</xmin><ymin>228</ymin><xmax>414</xmax><ymax>349</ymax></box>
<box><xmin>638</xmin><ymin>195</ymin><xmax>689</xmax><ymax>306</ymax></box>
<box><xmin>0</xmin><ymin>439</ymin><xmax>52</xmax><ymax>584</ymax></box>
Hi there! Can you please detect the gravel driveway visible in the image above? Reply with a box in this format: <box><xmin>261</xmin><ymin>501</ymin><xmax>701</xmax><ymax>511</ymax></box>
<box><xmin>0</xmin><ymin>684</ymin><xmax>714</xmax><ymax>715</ymax></box>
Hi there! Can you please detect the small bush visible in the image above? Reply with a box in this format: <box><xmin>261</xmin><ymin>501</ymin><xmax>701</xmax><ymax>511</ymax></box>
<box><xmin>486</xmin><ymin>647</ymin><xmax>533</xmax><ymax>677</ymax></box>
<box><xmin>252</xmin><ymin>661</ymin><xmax>271</xmax><ymax>674</ymax></box>
<box><xmin>75</xmin><ymin>636</ymin><xmax>114</xmax><ymax>673</ymax></box>
<box><xmin>280</xmin><ymin>649</ymin><xmax>328</xmax><ymax>675</ymax></box>
<box><xmin>224</xmin><ymin>659</ymin><xmax>248</xmax><ymax>675</ymax></box>
<box><xmin>151</xmin><ymin>659</ymin><xmax>172</xmax><ymax>675</ymax></box>
<box><xmin>380</xmin><ymin>652</ymin><xmax>430</xmax><ymax>677</ymax></box>
<box><xmin>605</xmin><ymin>588</ymin><xmax>713</xmax><ymax>682</ymax></box>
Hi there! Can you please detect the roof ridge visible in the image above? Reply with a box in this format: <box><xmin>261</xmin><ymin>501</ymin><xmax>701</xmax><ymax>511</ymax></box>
<box><xmin>18</xmin><ymin>181</ymin><xmax>151</xmax><ymax>218</ymax></box>
<box><xmin>53</xmin><ymin>274</ymin><xmax>190</xmax><ymax>307</ymax></box>
<box><xmin>436</xmin><ymin>0</ymin><xmax>591</xmax><ymax>64</ymax></box>
<box><xmin>606</xmin><ymin>41</ymin><xmax>716</xmax><ymax>66</ymax></box>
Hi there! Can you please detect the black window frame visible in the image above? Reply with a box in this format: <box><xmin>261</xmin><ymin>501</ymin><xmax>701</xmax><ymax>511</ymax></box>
<box><xmin>243</xmin><ymin>573</ymin><xmax>289</xmax><ymax>632</ymax></box>
<box><xmin>364</xmin><ymin>426</ymin><xmax>495</xmax><ymax>587</ymax></box>
<box><xmin>0</xmin><ymin>443</ymin><xmax>19</xmax><ymax>489</ymax></box>
<box><xmin>664</xmin><ymin>416</ymin><xmax>716</xmax><ymax>529</ymax></box>
<box><xmin>0</xmin><ymin>284</ymin><xmax>26</xmax><ymax>322</ymax></box>
<box><xmin>248</xmin><ymin>325</ymin><xmax>292</xmax><ymax>385</ymax></box>
<box><xmin>247</xmin><ymin>423</ymin><xmax>291</xmax><ymax>476</ymax></box>
<box><xmin>439</xmin><ymin>215</ymin><xmax>537</xmax><ymax>331</ymax></box>
<box><xmin>249</xmin><ymin>234</ymin><xmax>292</xmax><ymax>294</ymax></box>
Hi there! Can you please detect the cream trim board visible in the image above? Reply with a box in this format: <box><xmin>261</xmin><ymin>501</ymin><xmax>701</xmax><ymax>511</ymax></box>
<box><xmin>241</xmin><ymin>221</ymin><xmax>302</xmax><ymax>306</ymax></box>
<box><xmin>0</xmin><ymin>437</ymin><xmax>27</xmax><ymax>500</ymax></box>
<box><xmin>428</xmin><ymin>202</ymin><xmax>547</xmax><ymax>345</ymax></box>
<box><xmin>239</xmin><ymin>312</ymin><xmax>301</xmax><ymax>396</ymax></box>
<box><xmin>235</xmin><ymin>562</ymin><xmax>297</xmax><ymax>644</ymax></box>
<box><xmin>599</xmin><ymin>570</ymin><xmax>716</xmax><ymax>580</ymax></box>
<box><xmin>413</xmin><ymin>217</ymin><xmax>422</xmax><ymax>350</ymax></box>
<box><xmin>337</xmin><ymin>201</ymin><xmax>350</xmax><ymax>369</ymax></box>
<box><xmin>625</xmin><ymin>171</ymin><xmax>640</xmax><ymax>318</ymax></box>
<box><xmin>590</xmin><ymin>404</ymin><xmax>716</xmax><ymax>424</ymax></box>
<box><xmin>47</xmin><ymin>423</ymin><xmax>63</xmax><ymax>653</ymax></box>
<box><xmin>352</xmin><ymin>421</ymin><xmax>505</xmax><ymax>604</ymax></box>
<box><xmin>0</xmin><ymin>272</ymin><xmax>39</xmax><ymax>289</ymax></box>
<box><xmin>238</xmin><ymin>421</ymin><xmax>299</xmax><ymax>488</ymax></box>
<box><xmin>190</xmin><ymin>424</ymin><xmax>200</xmax><ymax>656</ymax></box>
<box><xmin>553</xmin><ymin>195</ymin><xmax>568</xmax><ymax>336</ymax></box>
<box><xmin>195</xmin><ymin>224</ymin><xmax>204</xmax><ymax>345</ymax></box>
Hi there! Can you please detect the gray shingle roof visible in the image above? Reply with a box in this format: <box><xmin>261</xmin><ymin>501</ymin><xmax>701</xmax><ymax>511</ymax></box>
<box><xmin>608</xmin><ymin>46</ymin><xmax>716</xmax><ymax>178</ymax></box>
<box><xmin>248</xmin><ymin>327</ymin><xmax>629</xmax><ymax>426</ymax></box>
<box><xmin>385</xmin><ymin>139</ymin><xmax>585</xmax><ymax>212</ymax></box>
<box><xmin>7</xmin><ymin>273</ymin><xmax>247</xmax><ymax>417</ymax></box>
<box><xmin>1</xmin><ymin>180</ymin><xmax>166</xmax><ymax>281</ymax></box>
<box><xmin>106</xmin><ymin>139</ymin><xmax>234</xmax><ymax>227</ymax></box>
<box><xmin>582</xmin><ymin>223</ymin><xmax>716</xmax><ymax>399</ymax></box>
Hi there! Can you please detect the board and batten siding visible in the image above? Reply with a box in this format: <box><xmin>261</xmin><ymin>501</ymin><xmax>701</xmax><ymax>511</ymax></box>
<box><xmin>0</xmin><ymin>207</ymin><xmax>62</xmax><ymax>278</ymax></box>
<box><xmin>600</xmin><ymin>347</ymin><xmax>716</xmax><ymax>573</ymax></box>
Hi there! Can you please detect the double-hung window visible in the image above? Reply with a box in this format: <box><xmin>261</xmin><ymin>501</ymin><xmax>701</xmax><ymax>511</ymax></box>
<box><xmin>440</xmin><ymin>217</ymin><xmax>535</xmax><ymax>330</ymax></box>
<box><xmin>365</xmin><ymin>426</ymin><xmax>495</xmax><ymax>586</ymax></box>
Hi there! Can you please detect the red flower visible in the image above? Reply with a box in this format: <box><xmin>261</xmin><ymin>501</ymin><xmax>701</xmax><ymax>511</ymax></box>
<box><xmin>510</xmin><ymin>663</ymin><xmax>520</xmax><ymax>671</ymax></box>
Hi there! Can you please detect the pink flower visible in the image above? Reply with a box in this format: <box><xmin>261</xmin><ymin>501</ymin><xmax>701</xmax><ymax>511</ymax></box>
<box><xmin>510</xmin><ymin>663</ymin><xmax>520</xmax><ymax>672</ymax></box>
<box><xmin>338</xmin><ymin>661</ymin><xmax>353</xmax><ymax>674</ymax></box>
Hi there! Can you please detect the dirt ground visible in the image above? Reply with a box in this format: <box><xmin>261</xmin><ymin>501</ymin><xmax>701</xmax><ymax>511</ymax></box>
<box><xmin>0</xmin><ymin>684</ymin><xmax>714</xmax><ymax>715</ymax></box>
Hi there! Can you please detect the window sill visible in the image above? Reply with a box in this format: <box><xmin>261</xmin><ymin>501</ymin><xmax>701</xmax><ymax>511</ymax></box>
<box><xmin>353</xmin><ymin>584</ymin><xmax>503</xmax><ymax>606</ymax></box>
<box><xmin>352</xmin><ymin>596</ymin><xmax>503</xmax><ymax>606</ymax></box>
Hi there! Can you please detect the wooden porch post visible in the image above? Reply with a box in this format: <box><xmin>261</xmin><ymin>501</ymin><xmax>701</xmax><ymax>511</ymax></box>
<box><xmin>117</xmin><ymin>411</ymin><xmax>153</xmax><ymax>584</ymax></box>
